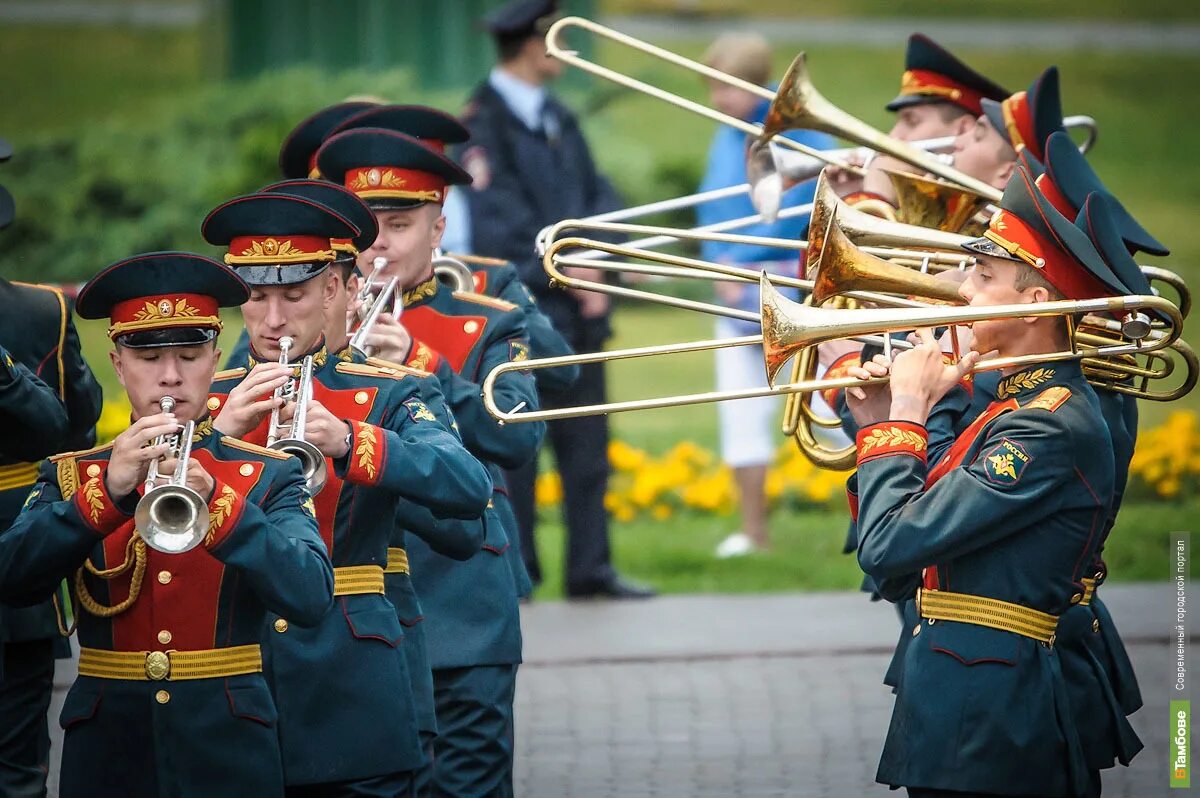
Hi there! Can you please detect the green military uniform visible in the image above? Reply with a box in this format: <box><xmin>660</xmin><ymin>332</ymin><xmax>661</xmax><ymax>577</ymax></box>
<box><xmin>0</xmin><ymin>141</ymin><xmax>105</xmax><ymax>796</ymax></box>
<box><xmin>0</xmin><ymin>252</ymin><xmax>336</xmax><ymax>798</ymax></box>
<box><xmin>203</xmin><ymin>193</ymin><xmax>492</xmax><ymax>794</ymax></box>
<box><xmin>856</xmin><ymin>164</ymin><xmax>1143</xmax><ymax>798</ymax></box>
<box><xmin>318</xmin><ymin>120</ymin><xmax>545</xmax><ymax>798</ymax></box>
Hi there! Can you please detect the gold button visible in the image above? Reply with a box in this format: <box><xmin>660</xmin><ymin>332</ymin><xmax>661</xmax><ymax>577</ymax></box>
<box><xmin>155</xmin><ymin>690</ymin><xmax>170</xmax><ymax>704</ymax></box>
<box><xmin>239</xmin><ymin>463</ymin><xmax>254</xmax><ymax>477</ymax></box>
<box><xmin>463</xmin><ymin>320</ymin><xmax>479</xmax><ymax>334</ymax></box>
<box><xmin>157</xmin><ymin>570</ymin><xmax>172</xmax><ymax>585</ymax></box>
<box><xmin>1092</xmin><ymin>618</ymin><xmax>1101</xmax><ymax>633</ymax></box>
<box><xmin>157</xmin><ymin>630</ymin><xmax>172</xmax><ymax>645</ymax></box>
<box><xmin>207</xmin><ymin>396</ymin><xmax>221</xmax><ymax>410</ymax></box>
<box><xmin>1070</xmin><ymin>593</ymin><xmax>1083</xmax><ymax>605</ymax></box>
<box><xmin>86</xmin><ymin>464</ymin><xmax>101</xmax><ymax>478</ymax></box>
<box><xmin>274</xmin><ymin>619</ymin><xmax>289</xmax><ymax>634</ymax></box>
<box><xmin>354</xmin><ymin>391</ymin><xmax>369</xmax><ymax>405</ymax></box>
<box><xmin>912</xmin><ymin>624</ymin><xmax>921</xmax><ymax>637</ymax></box>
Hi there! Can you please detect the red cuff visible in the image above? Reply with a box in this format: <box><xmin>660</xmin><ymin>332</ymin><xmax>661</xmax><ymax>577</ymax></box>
<box><xmin>857</xmin><ymin>421</ymin><xmax>928</xmax><ymax>466</ymax></box>
<box><xmin>74</xmin><ymin>472</ymin><xmax>130</xmax><ymax>535</ymax></box>
<box><xmin>345</xmin><ymin>420</ymin><xmax>387</xmax><ymax>486</ymax></box>
<box><xmin>821</xmin><ymin>352</ymin><xmax>862</xmax><ymax>410</ymax></box>
<box><xmin>846</xmin><ymin>485</ymin><xmax>860</xmax><ymax>523</ymax></box>
<box><xmin>202</xmin><ymin>479</ymin><xmax>245</xmax><ymax>550</ymax></box>
<box><xmin>405</xmin><ymin>337</ymin><xmax>444</xmax><ymax>373</ymax></box>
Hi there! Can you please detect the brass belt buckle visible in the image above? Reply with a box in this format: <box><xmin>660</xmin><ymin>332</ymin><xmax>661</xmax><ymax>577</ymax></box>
<box><xmin>145</xmin><ymin>651</ymin><xmax>171</xmax><ymax>681</ymax></box>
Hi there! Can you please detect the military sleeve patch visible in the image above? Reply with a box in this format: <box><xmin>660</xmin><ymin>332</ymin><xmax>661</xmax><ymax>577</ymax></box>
<box><xmin>22</xmin><ymin>484</ymin><xmax>43</xmax><ymax>511</ymax></box>
<box><xmin>981</xmin><ymin>438</ymin><xmax>1032</xmax><ymax>487</ymax></box>
<box><xmin>509</xmin><ymin>341</ymin><xmax>530</xmax><ymax>363</ymax></box>
<box><xmin>301</xmin><ymin>496</ymin><xmax>316</xmax><ymax>518</ymax></box>
<box><xmin>462</xmin><ymin>145</ymin><xmax>491</xmax><ymax>190</ymax></box>
<box><xmin>404</xmin><ymin>399</ymin><xmax>438</xmax><ymax>423</ymax></box>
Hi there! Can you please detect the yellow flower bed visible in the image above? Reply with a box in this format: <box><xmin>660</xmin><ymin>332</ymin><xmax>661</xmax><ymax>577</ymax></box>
<box><xmin>538</xmin><ymin>437</ymin><xmax>852</xmax><ymax>520</ymax></box>
<box><xmin>1127</xmin><ymin>410</ymin><xmax>1200</xmax><ymax>500</ymax></box>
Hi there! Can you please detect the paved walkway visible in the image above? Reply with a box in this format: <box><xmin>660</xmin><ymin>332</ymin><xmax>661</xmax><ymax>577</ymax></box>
<box><xmin>45</xmin><ymin>583</ymin><xmax>1176</xmax><ymax>796</ymax></box>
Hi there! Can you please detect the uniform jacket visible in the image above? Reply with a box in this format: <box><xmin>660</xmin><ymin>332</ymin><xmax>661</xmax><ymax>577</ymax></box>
<box><xmin>209</xmin><ymin>342</ymin><xmax>492</xmax><ymax>783</ymax></box>
<box><xmin>855</xmin><ymin>361</ymin><xmax>1113</xmax><ymax>797</ymax></box>
<box><xmin>0</xmin><ymin>280</ymin><xmax>104</xmax><ymax>644</ymax></box>
<box><xmin>397</xmin><ymin>275</ymin><xmax>544</xmax><ymax>665</ymax></box>
<box><xmin>459</xmin><ymin>82</ymin><xmax>622</xmax><ymax>352</ymax></box>
<box><xmin>0</xmin><ymin>426</ymin><xmax>332</xmax><ymax>798</ymax></box>
<box><xmin>469</xmin><ymin>257</ymin><xmax>579</xmax><ymax>394</ymax></box>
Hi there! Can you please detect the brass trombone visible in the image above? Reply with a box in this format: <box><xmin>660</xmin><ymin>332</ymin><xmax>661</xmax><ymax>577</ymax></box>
<box><xmin>482</xmin><ymin>274</ymin><xmax>1185</xmax><ymax>424</ymax></box>
<box><xmin>136</xmin><ymin>396</ymin><xmax>209</xmax><ymax>554</ymax></box>
<box><xmin>267</xmin><ymin>336</ymin><xmax>328</xmax><ymax>494</ymax></box>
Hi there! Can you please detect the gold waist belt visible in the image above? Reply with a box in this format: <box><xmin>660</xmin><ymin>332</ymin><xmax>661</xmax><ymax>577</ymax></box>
<box><xmin>1080</xmin><ymin>577</ymin><xmax>1097</xmax><ymax>606</ymax></box>
<box><xmin>78</xmin><ymin>644</ymin><xmax>262</xmax><ymax>681</ymax></box>
<box><xmin>384</xmin><ymin>548</ymin><xmax>409</xmax><ymax>575</ymax></box>
<box><xmin>917</xmin><ymin>588</ymin><xmax>1060</xmax><ymax>646</ymax></box>
<box><xmin>0</xmin><ymin>461</ymin><xmax>40</xmax><ymax>491</ymax></box>
<box><xmin>333</xmin><ymin>565</ymin><xmax>385</xmax><ymax>596</ymax></box>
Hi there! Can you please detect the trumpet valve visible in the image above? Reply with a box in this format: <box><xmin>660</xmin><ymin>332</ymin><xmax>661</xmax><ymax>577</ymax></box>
<box><xmin>1121</xmin><ymin>311</ymin><xmax>1152</xmax><ymax>341</ymax></box>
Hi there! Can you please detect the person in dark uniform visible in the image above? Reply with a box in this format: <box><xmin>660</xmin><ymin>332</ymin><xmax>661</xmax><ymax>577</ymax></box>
<box><xmin>202</xmin><ymin>192</ymin><xmax>492</xmax><ymax>796</ymax></box>
<box><xmin>845</xmin><ymin>166</ymin><xmax>1139</xmax><ymax>797</ymax></box>
<box><xmin>0</xmin><ymin>252</ymin><xmax>336</xmax><ymax>798</ymax></box>
<box><xmin>317</xmin><ymin>123</ymin><xmax>544</xmax><ymax>798</ymax></box>
<box><xmin>453</xmin><ymin>0</ymin><xmax>653</xmax><ymax>598</ymax></box>
<box><xmin>0</xmin><ymin>143</ymin><xmax>104</xmax><ymax>798</ymax></box>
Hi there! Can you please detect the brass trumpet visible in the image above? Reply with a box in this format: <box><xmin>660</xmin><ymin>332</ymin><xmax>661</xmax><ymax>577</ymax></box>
<box><xmin>136</xmin><ymin>396</ymin><xmax>209</xmax><ymax>554</ymax></box>
<box><xmin>267</xmin><ymin>336</ymin><xmax>328</xmax><ymax>493</ymax></box>
<box><xmin>348</xmin><ymin>257</ymin><xmax>401</xmax><ymax>358</ymax></box>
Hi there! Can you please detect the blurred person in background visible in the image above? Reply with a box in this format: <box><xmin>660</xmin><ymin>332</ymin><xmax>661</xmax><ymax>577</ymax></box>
<box><xmin>451</xmin><ymin>0</ymin><xmax>653</xmax><ymax>599</ymax></box>
<box><xmin>697</xmin><ymin>33</ymin><xmax>836</xmax><ymax>559</ymax></box>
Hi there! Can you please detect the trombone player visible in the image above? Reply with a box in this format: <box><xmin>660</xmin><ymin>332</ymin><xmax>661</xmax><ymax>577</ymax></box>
<box><xmin>0</xmin><ymin>253</ymin><xmax>336</xmax><ymax>798</ymax></box>
<box><xmin>843</xmin><ymin>167</ymin><xmax>1134</xmax><ymax>798</ymax></box>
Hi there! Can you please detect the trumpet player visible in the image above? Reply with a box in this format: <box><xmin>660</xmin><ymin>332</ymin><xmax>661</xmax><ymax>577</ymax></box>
<box><xmin>316</xmin><ymin>123</ymin><xmax>543</xmax><ymax>797</ymax></box>
<box><xmin>843</xmin><ymin>167</ymin><xmax>1136</xmax><ymax>798</ymax></box>
<box><xmin>251</xmin><ymin>176</ymin><xmax>491</xmax><ymax>784</ymax></box>
<box><xmin>0</xmin><ymin>253</ymin><xmax>336</xmax><ymax>798</ymax></box>
<box><xmin>328</xmin><ymin>101</ymin><xmax>580</xmax><ymax>589</ymax></box>
<box><xmin>202</xmin><ymin>192</ymin><xmax>492</xmax><ymax>796</ymax></box>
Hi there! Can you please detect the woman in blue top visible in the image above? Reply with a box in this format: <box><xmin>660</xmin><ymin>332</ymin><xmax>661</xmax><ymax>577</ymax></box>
<box><xmin>697</xmin><ymin>34</ymin><xmax>838</xmax><ymax>558</ymax></box>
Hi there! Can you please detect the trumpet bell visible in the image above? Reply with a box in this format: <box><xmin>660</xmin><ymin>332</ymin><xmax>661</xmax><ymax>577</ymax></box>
<box><xmin>270</xmin><ymin>439</ymin><xmax>328</xmax><ymax>494</ymax></box>
<box><xmin>136</xmin><ymin>485</ymin><xmax>209</xmax><ymax>554</ymax></box>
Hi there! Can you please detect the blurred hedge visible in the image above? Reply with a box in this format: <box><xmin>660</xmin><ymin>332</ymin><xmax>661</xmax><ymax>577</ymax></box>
<box><xmin>0</xmin><ymin>68</ymin><xmax>461</xmax><ymax>281</ymax></box>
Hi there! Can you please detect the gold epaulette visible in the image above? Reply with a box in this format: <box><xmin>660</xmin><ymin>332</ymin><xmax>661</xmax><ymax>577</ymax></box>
<box><xmin>451</xmin><ymin>291</ymin><xmax>517</xmax><ymax>312</ymax></box>
<box><xmin>219</xmin><ymin>437</ymin><xmax>291</xmax><ymax>460</ymax></box>
<box><xmin>213</xmin><ymin>367</ymin><xmax>247</xmax><ymax>381</ymax></box>
<box><xmin>335</xmin><ymin>361</ymin><xmax>406</xmax><ymax>381</ymax></box>
<box><xmin>365</xmin><ymin>356</ymin><xmax>432</xmax><ymax>378</ymax></box>
<box><xmin>445</xmin><ymin>252</ymin><xmax>508</xmax><ymax>267</ymax></box>
<box><xmin>49</xmin><ymin>442</ymin><xmax>114</xmax><ymax>464</ymax></box>
<box><xmin>1023</xmin><ymin>386</ymin><xmax>1072</xmax><ymax>413</ymax></box>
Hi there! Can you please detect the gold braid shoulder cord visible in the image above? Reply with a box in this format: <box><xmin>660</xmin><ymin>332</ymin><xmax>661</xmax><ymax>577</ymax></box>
<box><xmin>56</xmin><ymin>458</ymin><xmax>148</xmax><ymax>622</ymax></box>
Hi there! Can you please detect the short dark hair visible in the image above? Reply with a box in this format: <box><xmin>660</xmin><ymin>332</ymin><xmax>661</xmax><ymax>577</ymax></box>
<box><xmin>495</xmin><ymin>32</ymin><xmax>534</xmax><ymax>63</ymax></box>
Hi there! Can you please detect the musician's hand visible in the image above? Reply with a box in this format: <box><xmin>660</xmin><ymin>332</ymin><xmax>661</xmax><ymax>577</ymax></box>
<box><xmin>888</xmin><ymin>328</ymin><xmax>991</xmax><ymax>424</ymax></box>
<box><xmin>845</xmin><ymin>355</ymin><xmax>893</xmax><ymax>428</ymax></box>
<box><xmin>157</xmin><ymin>455</ymin><xmax>216</xmax><ymax>502</ymax></box>
<box><xmin>294</xmin><ymin>400</ymin><xmax>352</xmax><ymax>459</ymax></box>
<box><xmin>104</xmin><ymin>413</ymin><xmax>182</xmax><ymax>500</ymax></box>
<box><xmin>825</xmin><ymin>152</ymin><xmax>865</xmax><ymax>197</ymax></box>
<box><xmin>212</xmin><ymin>362</ymin><xmax>291</xmax><ymax>438</ymax></box>
<box><xmin>358</xmin><ymin>314</ymin><xmax>412</xmax><ymax>362</ymax></box>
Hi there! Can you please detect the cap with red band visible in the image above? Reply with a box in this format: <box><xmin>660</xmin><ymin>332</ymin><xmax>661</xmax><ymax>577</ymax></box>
<box><xmin>980</xmin><ymin>66</ymin><xmax>1064</xmax><ymax>163</ymax></box>
<box><xmin>962</xmin><ymin>166</ymin><xmax>1126</xmax><ymax>302</ymax></box>
<box><xmin>885</xmin><ymin>34</ymin><xmax>1009</xmax><ymax>116</ymax></box>
<box><xmin>316</xmin><ymin>127</ymin><xmax>473</xmax><ymax>212</ymax></box>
